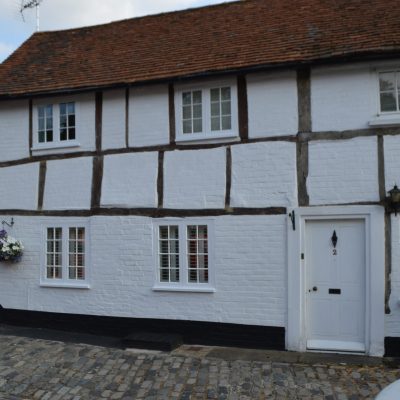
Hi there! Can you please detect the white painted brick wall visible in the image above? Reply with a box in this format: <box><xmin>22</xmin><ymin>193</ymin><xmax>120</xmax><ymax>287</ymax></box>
<box><xmin>0</xmin><ymin>164</ymin><xmax>39</xmax><ymax>210</ymax></box>
<box><xmin>230</xmin><ymin>142</ymin><xmax>297</xmax><ymax>208</ymax></box>
<box><xmin>0</xmin><ymin>215</ymin><xmax>286</xmax><ymax>327</ymax></box>
<box><xmin>384</xmin><ymin>136</ymin><xmax>400</xmax><ymax>336</ymax></box>
<box><xmin>308</xmin><ymin>137</ymin><xmax>379</xmax><ymax>205</ymax></box>
<box><xmin>129</xmin><ymin>85</ymin><xmax>170</xmax><ymax>147</ymax></box>
<box><xmin>102</xmin><ymin>89</ymin><xmax>126</xmax><ymax>150</ymax></box>
<box><xmin>311</xmin><ymin>66</ymin><xmax>375</xmax><ymax>132</ymax></box>
<box><xmin>384</xmin><ymin>135</ymin><xmax>400</xmax><ymax>192</ymax></box>
<box><xmin>247</xmin><ymin>71</ymin><xmax>298</xmax><ymax>137</ymax></box>
<box><xmin>0</xmin><ymin>100</ymin><xmax>30</xmax><ymax>162</ymax></box>
<box><xmin>32</xmin><ymin>93</ymin><xmax>96</xmax><ymax>156</ymax></box>
<box><xmin>164</xmin><ymin>148</ymin><xmax>226</xmax><ymax>209</ymax></box>
<box><xmin>101</xmin><ymin>152</ymin><xmax>158</xmax><ymax>208</ymax></box>
<box><xmin>386</xmin><ymin>215</ymin><xmax>400</xmax><ymax>336</ymax></box>
<box><xmin>43</xmin><ymin>157</ymin><xmax>92</xmax><ymax>210</ymax></box>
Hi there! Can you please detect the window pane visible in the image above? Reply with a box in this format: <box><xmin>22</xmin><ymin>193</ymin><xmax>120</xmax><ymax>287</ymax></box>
<box><xmin>169</xmin><ymin>226</ymin><xmax>179</xmax><ymax>239</ymax></box>
<box><xmin>193</xmin><ymin>118</ymin><xmax>202</xmax><ymax>133</ymax></box>
<box><xmin>211</xmin><ymin>117</ymin><xmax>220</xmax><ymax>131</ymax></box>
<box><xmin>160</xmin><ymin>269</ymin><xmax>169</xmax><ymax>282</ymax></box>
<box><xmin>38</xmin><ymin>107</ymin><xmax>45</xmax><ymax>118</ymax></box>
<box><xmin>170</xmin><ymin>254</ymin><xmax>179</xmax><ymax>269</ymax></box>
<box><xmin>60</xmin><ymin>129</ymin><xmax>67</xmax><ymax>141</ymax></box>
<box><xmin>211</xmin><ymin>102</ymin><xmax>220</xmax><ymax>117</ymax></box>
<box><xmin>380</xmin><ymin>73</ymin><xmax>396</xmax><ymax>91</ymax></box>
<box><xmin>169</xmin><ymin>240</ymin><xmax>179</xmax><ymax>254</ymax></box>
<box><xmin>198</xmin><ymin>226</ymin><xmax>208</xmax><ymax>239</ymax></box>
<box><xmin>188</xmin><ymin>225</ymin><xmax>197</xmax><ymax>239</ymax></box>
<box><xmin>46</xmin><ymin>130</ymin><xmax>53</xmax><ymax>142</ymax></box>
<box><xmin>221</xmin><ymin>101</ymin><xmax>231</xmax><ymax>115</ymax></box>
<box><xmin>60</xmin><ymin>115</ymin><xmax>67</xmax><ymax>128</ymax></box>
<box><xmin>192</xmin><ymin>91</ymin><xmax>202</xmax><ymax>104</ymax></box>
<box><xmin>160</xmin><ymin>240</ymin><xmax>169</xmax><ymax>254</ymax></box>
<box><xmin>159</xmin><ymin>226</ymin><xmax>169</xmax><ymax>239</ymax></box>
<box><xmin>183</xmin><ymin>120</ymin><xmax>192</xmax><ymax>134</ymax></box>
<box><xmin>68</xmin><ymin>102</ymin><xmax>75</xmax><ymax>114</ymax></box>
<box><xmin>210</xmin><ymin>88</ymin><xmax>220</xmax><ymax>102</ymax></box>
<box><xmin>221</xmin><ymin>87</ymin><xmax>231</xmax><ymax>101</ymax></box>
<box><xmin>38</xmin><ymin>131</ymin><xmax>45</xmax><ymax>143</ymax></box>
<box><xmin>222</xmin><ymin>116</ymin><xmax>232</xmax><ymax>130</ymax></box>
<box><xmin>182</xmin><ymin>92</ymin><xmax>191</xmax><ymax>105</ymax></box>
<box><xmin>60</xmin><ymin>103</ymin><xmax>66</xmax><ymax>115</ymax></box>
<box><xmin>199</xmin><ymin>269</ymin><xmax>208</xmax><ymax>283</ymax></box>
<box><xmin>189</xmin><ymin>269</ymin><xmax>198</xmax><ymax>283</ymax></box>
<box><xmin>183</xmin><ymin>105</ymin><xmax>192</xmax><ymax>119</ymax></box>
<box><xmin>68</xmin><ymin>115</ymin><xmax>75</xmax><ymax>127</ymax></box>
<box><xmin>69</xmin><ymin>128</ymin><xmax>76</xmax><ymax>140</ymax></box>
<box><xmin>46</xmin><ymin>117</ymin><xmax>53</xmax><ymax>129</ymax></box>
<box><xmin>193</xmin><ymin>104</ymin><xmax>202</xmax><ymax>119</ymax></box>
<box><xmin>170</xmin><ymin>268</ymin><xmax>179</xmax><ymax>282</ymax></box>
<box><xmin>46</xmin><ymin>105</ymin><xmax>53</xmax><ymax>115</ymax></box>
<box><xmin>381</xmin><ymin>92</ymin><xmax>397</xmax><ymax>112</ymax></box>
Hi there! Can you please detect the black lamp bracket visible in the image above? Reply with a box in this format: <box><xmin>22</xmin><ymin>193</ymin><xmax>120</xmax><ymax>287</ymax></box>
<box><xmin>1</xmin><ymin>218</ymin><xmax>14</xmax><ymax>229</ymax></box>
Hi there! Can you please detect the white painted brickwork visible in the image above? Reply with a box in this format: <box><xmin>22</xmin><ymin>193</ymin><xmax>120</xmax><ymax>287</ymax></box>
<box><xmin>311</xmin><ymin>66</ymin><xmax>375</xmax><ymax>132</ymax></box>
<box><xmin>43</xmin><ymin>157</ymin><xmax>93</xmax><ymax>210</ymax></box>
<box><xmin>32</xmin><ymin>93</ymin><xmax>96</xmax><ymax>155</ymax></box>
<box><xmin>386</xmin><ymin>215</ymin><xmax>400</xmax><ymax>336</ymax></box>
<box><xmin>102</xmin><ymin>89</ymin><xmax>126</xmax><ymax>150</ymax></box>
<box><xmin>0</xmin><ymin>215</ymin><xmax>286</xmax><ymax>327</ymax></box>
<box><xmin>164</xmin><ymin>148</ymin><xmax>226</xmax><ymax>209</ymax></box>
<box><xmin>384</xmin><ymin>136</ymin><xmax>400</xmax><ymax>336</ymax></box>
<box><xmin>0</xmin><ymin>164</ymin><xmax>39</xmax><ymax>210</ymax></box>
<box><xmin>129</xmin><ymin>85</ymin><xmax>170</xmax><ymax>147</ymax></box>
<box><xmin>230</xmin><ymin>142</ymin><xmax>297</xmax><ymax>208</ymax></box>
<box><xmin>308</xmin><ymin>137</ymin><xmax>379</xmax><ymax>205</ymax></box>
<box><xmin>0</xmin><ymin>100</ymin><xmax>30</xmax><ymax>162</ymax></box>
<box><xmin>247</xmin><ymin>71</ymin><xmax>298</xmax><ymax>138</ymax></box>
<box><xmin>101</xmin><ymin>152</ymin><xmax>158</xmax><ymax>208</ymax></box>
<box><xmin>384</xmin><ymin>135</ymin><xmax>400</xmax><ymax>192</ymax></box>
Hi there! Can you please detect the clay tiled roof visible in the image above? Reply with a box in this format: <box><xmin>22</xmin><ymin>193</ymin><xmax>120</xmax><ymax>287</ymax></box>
<box><xmin>1</xmin><ymin>0</ymin><xmax>400</xmax><ymax>98</ymax></box>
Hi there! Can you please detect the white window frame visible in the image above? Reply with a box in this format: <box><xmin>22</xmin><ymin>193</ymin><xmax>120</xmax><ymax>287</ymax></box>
<box><xmin>370</xmin><ymin>67</ymin><xmax>400</xmax><ymax>127</ymax></box>
<box><xmin>40</xmin><ymin>220</ymin><xmax>90</xmax><ymax>289</ymax></box>
<box><xmin>32</xmin><ymin>99</ymin><xmax>80</xmax><ymax>151</ymax></box>
<box><xmin>175</xmin><ymin>79</ymin><xmax>238</xmax><ymax>143</ymax></box>
<box><xmin>152</xmin><ymin>219</ymin><xmax>215</xmax><ymax>292</ymax></box>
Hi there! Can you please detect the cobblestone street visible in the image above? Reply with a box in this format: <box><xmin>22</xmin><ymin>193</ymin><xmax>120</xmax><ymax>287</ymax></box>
<box><xmin>0</xmin><ymin>331</ymin><xmax>399</xmax><ymax>400</ymax></box>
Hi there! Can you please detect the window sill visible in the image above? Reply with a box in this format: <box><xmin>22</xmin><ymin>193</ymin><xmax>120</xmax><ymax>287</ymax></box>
<box><xmin>40</xmin><ymin>282</ymin><xmax>90</xmax><ymax>289</ymax></box>
<box><xmin>175</xmin><ymin>131</ymin><xmax>238</xmax><ymax>144</ymax></box>
<box><xmin>152</xmin><ymin>285</ymin><xmax>215</xmax><ymax>293</ymax></box>
<box><xmin>31</xmin><ymin>141</ymin><xmax>81</xmax><ymax>152</ymax></box>
<box><xmin>369</xmin><ymin>116</ymin><xmax>400</xmax><ymax>127</ymax></box>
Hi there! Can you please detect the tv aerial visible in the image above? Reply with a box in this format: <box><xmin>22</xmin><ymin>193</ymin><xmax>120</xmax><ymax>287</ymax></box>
<box><xmin>20</xmin><ymin>0</ymin><xmax>43</xmax><ymax>32</ymax></box>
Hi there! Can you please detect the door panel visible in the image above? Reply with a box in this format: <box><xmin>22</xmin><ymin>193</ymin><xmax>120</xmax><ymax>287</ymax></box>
<box><xmin>305</xmin><ymin>219</ymin><xmax>365</xmax><ymax>352</ymax></box>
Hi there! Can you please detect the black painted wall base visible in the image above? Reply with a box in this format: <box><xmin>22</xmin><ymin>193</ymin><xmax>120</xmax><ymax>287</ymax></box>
<box><xmin>385</xmin><ymin>337</ymin><xmax>400</xmax><ymax>357</ymax></box>
<box><xmin>0</xmin><ymin>307</ymin><xmax>285</xmax><ymax>350</ymax></box>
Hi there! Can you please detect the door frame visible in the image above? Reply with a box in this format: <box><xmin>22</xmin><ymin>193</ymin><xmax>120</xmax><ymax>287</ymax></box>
<box><xmin>287</xmin><ymin>206</ymin><xmax>385</xmax><ymax>356</ymax></box>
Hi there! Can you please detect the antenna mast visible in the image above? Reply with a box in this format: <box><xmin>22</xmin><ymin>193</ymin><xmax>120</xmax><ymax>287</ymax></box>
<box><xmin>20</xmin><ymin>0</ymin><xmax>43</xmax><ymax>32</ymax></box>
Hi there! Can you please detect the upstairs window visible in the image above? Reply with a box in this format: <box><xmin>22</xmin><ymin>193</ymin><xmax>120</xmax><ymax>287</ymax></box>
<box><xmin>35</xmin><ymin>101</ymin><xmax>77</xmax><ymax>149</ymax></box>
<box><xmin>154</xmin><ymin>220</ymin><xmax>214</xmax><ymax>292</ymax></box>
<box><xmin>176</xmin><ymin>81</ymin><xmax>238</xmax><ymax>142</ymax></box>
<box><xmin>379</xmin><ymin>71</ymin><xmax>400</xmax><ymax>113</ymax></box>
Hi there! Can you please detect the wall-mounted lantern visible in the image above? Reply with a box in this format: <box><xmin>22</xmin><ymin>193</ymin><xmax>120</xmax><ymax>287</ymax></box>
<box><xmin>387</xmin><ymin>185</ymin><xmax>400</xmax><ymax>216</ymax></box>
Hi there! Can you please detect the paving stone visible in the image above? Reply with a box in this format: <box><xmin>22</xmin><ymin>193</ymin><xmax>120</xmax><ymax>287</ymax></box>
<box><xmin>0</xmin><ymin>333</ymin><xmax>399</xmax><ymax>399</ymax></box>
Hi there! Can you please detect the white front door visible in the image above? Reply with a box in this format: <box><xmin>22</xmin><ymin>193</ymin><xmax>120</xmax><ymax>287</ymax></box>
<box><xmin>305</xmin><ymin>219</ymin><xmax>366</xmax><ymax>353</ymax></box>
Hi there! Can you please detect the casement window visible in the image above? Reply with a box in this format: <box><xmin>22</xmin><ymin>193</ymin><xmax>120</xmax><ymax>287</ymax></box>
<box><xmin>35</xmin><ymin>101</ymin><xmax>78</xmax><ymax>150</ymax></box>
<box><xmin>153</xmin><ymin>220</ymin><xmax>214</xmax><ymax>292</ymax></box>
<box><xmin>379</xmin><ymin>71</ymin><xmax>400</xmax><ymax>113</ymax></box>
<box><xmin>41</xmin><ymin>222</ymin><xmax>89</xmax><ymax>288</ymax></box>
<box><xmin>176</xmin><ymin>81</ymin><xmax>238</xmax><ymax>142</ymax></box>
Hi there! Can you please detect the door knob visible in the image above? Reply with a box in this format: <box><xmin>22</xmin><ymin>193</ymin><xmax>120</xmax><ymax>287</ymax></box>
<box><xmin>309</xmin><ymin>286</ymin><xmax>318</xmax><ymax>292</ymax></box>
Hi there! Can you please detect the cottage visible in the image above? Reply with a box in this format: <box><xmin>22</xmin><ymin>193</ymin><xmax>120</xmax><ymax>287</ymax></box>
<box><xmin>0</xmin><ymin>0</ymin><xmax>399</xmax><ymax>356</ymax></box>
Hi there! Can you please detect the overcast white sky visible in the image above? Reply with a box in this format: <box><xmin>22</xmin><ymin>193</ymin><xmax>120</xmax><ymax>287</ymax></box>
<box><xmin>0</xmin><ymin>0</ymin><xmax>234</xmax><ymax>62</ymax></box>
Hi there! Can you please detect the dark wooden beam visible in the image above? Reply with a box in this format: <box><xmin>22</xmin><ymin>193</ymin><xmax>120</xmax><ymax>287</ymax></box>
<box><xmin>225</xmin><ymin>146</ymin><xmax>232</xmax><ymax>209</ymax></box>
<box><xmin>157</xmin><ymin>151</ymin><xmax>164</xmax><ymax>208</ymax></box>
<box><xmin>90</xmin><ymin>156</ymin><xmax>104</xmax><ymax>209</ymax></box>
<box><xmin>237</xmin><ymin>75</ymin><xmax>248</xmax><ymax>141</ymax></box>
<box><xmin>28</xmin><ymin>99</ymin><xmax>33</xmax><ymax>157</ymax></box>
<box><xmin>95</xmin><ymin>91</ymin><xmax>103</xmax><ymax>152</ymax></box>
<box><xmin>37</xmin><ymin>160</ymin><xmax>47</xmax><ymax>210</ymax></box>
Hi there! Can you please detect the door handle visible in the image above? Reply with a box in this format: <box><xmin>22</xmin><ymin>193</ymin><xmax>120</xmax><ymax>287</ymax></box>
<box><xmin>309</xmin><ymin>286</ymin><xmax>318</xmax><ymax>293</ymax></box>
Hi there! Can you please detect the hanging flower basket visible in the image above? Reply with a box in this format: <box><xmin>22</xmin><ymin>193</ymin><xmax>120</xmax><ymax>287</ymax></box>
<box><xmin>0</xmin><ymin>230</ymin><xmax>24</xmax><ymax>263</ymax></box>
